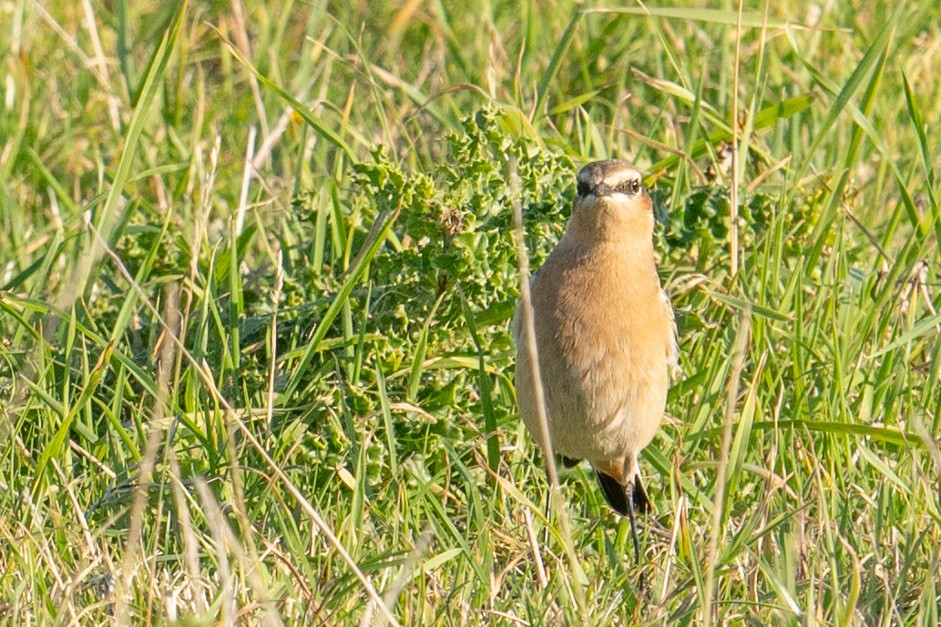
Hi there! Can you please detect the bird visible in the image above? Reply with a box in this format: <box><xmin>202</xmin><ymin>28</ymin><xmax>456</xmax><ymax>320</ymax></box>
<box><xmin>512</xmin><ymin>159</ymin><xmax>678</xmax><ymax>562</ymax></box>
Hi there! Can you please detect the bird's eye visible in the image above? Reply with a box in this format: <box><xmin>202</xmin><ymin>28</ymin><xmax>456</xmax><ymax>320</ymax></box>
<box><xmin>577</xmin><ymin>181</ymin><xmax>591</xmax><ymax>196</ymax></box>
<box><xmin>615</xmin><ymin>178</ymin><xmax>641</xmax><ymax>195</ymax></box>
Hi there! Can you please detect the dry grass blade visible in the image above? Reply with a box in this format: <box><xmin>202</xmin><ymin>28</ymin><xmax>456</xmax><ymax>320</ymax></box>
<box><xmin>509</xmin><ymin>155</ymin><xmax>587</xmax><ymax>619</ymax></box>
<box><xmin>113</xmin><ymin>284</ymin><xmax>180</xmax><ymax>623</ymax></box>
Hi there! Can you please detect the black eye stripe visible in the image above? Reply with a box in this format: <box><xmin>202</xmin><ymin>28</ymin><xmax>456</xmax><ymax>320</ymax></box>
<box><xmin>613</xmin><ymin>179</ymin><xmax>641</xmax><ymax>195</ymax></box>
<box><xmin>576</xmin><ymin>176</ymin><xmax>642</xmax><ymax>197</ymax></box>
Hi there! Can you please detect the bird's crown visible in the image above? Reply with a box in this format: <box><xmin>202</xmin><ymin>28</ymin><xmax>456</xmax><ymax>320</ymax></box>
<box><xmin>576</xmin><ymin>160</ymin><xmax>644</xmax><ymax>199</ymax></box>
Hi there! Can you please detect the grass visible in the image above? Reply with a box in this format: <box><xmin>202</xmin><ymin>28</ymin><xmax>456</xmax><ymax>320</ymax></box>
<box><xmin>1</xmin><ymin>0</ymin><xmax>940</xmax><ymax>624</ymax></box>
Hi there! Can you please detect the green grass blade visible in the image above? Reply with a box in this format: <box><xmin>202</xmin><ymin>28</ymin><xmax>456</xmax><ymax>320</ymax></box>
<box><xmin>283</xmin><ymin>210</ymin><xmax>398</xmax><ymax>399</ymax></box>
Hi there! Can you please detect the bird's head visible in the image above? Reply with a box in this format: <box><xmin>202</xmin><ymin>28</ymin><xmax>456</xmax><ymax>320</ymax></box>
<box><xmin>568</xmin><ymin>160</ymin><xmax>654</xmax><ymax>245</ymax></box>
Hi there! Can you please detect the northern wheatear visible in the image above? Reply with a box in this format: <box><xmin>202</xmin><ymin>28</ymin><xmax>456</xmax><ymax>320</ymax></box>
<box><xmin>512</xmin><ymin>159</ymin><xmax>678</xmax><ymax>561</ymax></box>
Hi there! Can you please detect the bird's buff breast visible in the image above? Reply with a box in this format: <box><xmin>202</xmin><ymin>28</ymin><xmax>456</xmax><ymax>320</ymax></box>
<box><xmin>516</xmin><ymin>245</ymin><xmax>671</xmax><ymax>461</ymax></box>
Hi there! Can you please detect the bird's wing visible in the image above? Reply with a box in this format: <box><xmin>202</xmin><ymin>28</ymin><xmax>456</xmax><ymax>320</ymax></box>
<box><xmin>661</xmin><ymin>288</ymin><xmax>681</xmax><ymax>380</ymax></box>
<box><xmin>510</xmin><ymin>272</ymin><xmax>540</xmax><ymax>346</ymax></box>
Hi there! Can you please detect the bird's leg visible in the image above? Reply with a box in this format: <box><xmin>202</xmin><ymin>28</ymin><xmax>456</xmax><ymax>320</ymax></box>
<box><xmin>623</xmin><ymin>456</ymin><xmax>642</xmax><ymax>565</ymax></box>
<box><xmin>625</xmin><ymin>477</ymin><xmax>642</xmax><ymax>565</ymax></box>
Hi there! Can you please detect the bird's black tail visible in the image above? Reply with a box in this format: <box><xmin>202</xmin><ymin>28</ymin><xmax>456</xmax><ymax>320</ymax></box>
<box><xmin>597</xmin><ymin>470</ymin><xmax>651</xmax><ymax>563</ymax></box>
<box><xmin>595</xmin><ymin>471</ymin><xmax>651</xmax><ymax>516</ymax></box>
